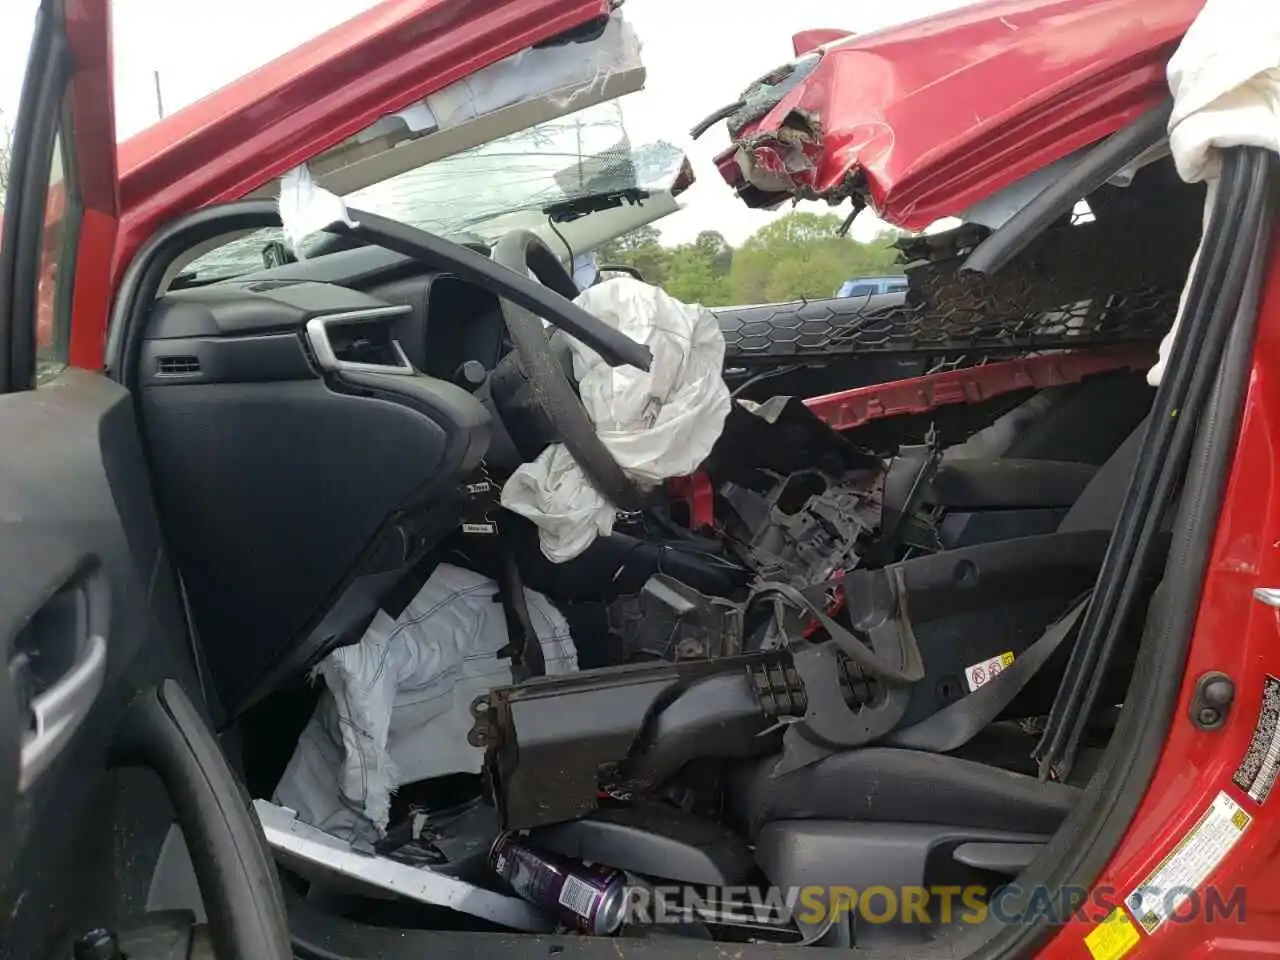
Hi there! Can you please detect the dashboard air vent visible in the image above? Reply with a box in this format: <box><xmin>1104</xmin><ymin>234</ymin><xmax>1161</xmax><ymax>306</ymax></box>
<box><xmin>155</xmin><ymin>355</ymin><xmax>202</xmax><ymax>376</ymax></box>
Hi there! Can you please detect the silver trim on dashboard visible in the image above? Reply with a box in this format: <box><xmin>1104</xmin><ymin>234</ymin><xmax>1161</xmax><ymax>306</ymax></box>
<box><xmin>305</xmin><ymin>305</ymin><xmax>416</xmax><ymax>376</ymax></box>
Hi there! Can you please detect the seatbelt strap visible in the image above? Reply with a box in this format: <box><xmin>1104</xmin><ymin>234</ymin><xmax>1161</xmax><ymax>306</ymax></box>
<box><xmin>495</xmin><ymin>547</ymin><xmax>545</xmax><ymax>680</ymax></box>
<box><xmin>751</xmin><ymin>576</ymin><xmax>925</xmax><ymax>685</ymax></box>
<box><xmin>884</xmin><ymin>594</ymin><xmax>1091</xmax><ymax>753</ymax></box>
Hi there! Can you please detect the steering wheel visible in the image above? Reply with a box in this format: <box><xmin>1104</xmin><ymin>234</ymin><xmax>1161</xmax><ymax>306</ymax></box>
<box><xmin>490</xmin><ymin>230</ymin><xmax>645</xmax><ymax>512</ymax></box>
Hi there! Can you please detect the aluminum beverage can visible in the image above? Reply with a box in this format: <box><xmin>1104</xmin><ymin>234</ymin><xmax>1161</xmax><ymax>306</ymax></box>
<box><xmin>488</xmin><ymin>832</ymin><xmax>627</xmax><ymax>935</ymax></box>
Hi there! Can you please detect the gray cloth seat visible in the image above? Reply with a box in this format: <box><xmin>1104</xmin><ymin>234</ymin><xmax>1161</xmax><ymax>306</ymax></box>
<box><xmin>731</xmin><ymin>417</ymin><xmax>1150</xmax><ymax>836</ymax></box>
<box><xmin>729</xmin><ymin>741</ymin><xmax>1080</xmax><ymax>838</ymax></box>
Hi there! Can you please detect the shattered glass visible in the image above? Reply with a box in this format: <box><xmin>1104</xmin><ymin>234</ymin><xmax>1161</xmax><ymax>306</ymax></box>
<box><xmin>187</xmin><ymin>101</ymin><xmax>684</xmax><ymax>279</ymax></box>
<box><xmin>345</xmin><ymin>100</ymin><xmax>684</xmax><ymax>238</ymax></box>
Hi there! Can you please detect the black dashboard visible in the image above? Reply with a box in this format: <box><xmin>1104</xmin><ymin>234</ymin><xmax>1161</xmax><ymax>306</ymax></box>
<box><xmin>255</xmin><ymin>243</ymin><xmax>508</xmax><ymax>382</ymax></box>
<box><xmin>367</xmin><ymin>271</ymin><xmax>508</xmax><ymax>382</ymax></box>
<box><xmin>155</xmin><ymin>243</ymin><xmax>509</xmax><ymax>386</ymax></box>
<box><xmin>139</xmin><ymin>254</ymin><xmax>503</xmax><ymax>713</ymax></box>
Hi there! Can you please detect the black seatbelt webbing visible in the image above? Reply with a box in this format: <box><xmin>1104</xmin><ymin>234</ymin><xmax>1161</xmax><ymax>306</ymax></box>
<box><xmin>752</xmin><ymin>577</ymin><xmax>926</xmax><ymax>686</ymax></box>
<box><xmin>884</xmin><ymin>595</ymin><xmax>1090</xmax><ymax>754</ymax></box>
<box><xmin>495</xmin><ymin>547</ymin><xmax>545</xmax><ymax>680</ymax></box>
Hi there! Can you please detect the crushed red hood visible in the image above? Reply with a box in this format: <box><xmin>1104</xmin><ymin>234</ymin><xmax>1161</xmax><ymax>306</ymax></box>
<box><xmin>714</xmin><ymin>0</ymin><xmax>1203</xmax><ymax>231</ymax></box>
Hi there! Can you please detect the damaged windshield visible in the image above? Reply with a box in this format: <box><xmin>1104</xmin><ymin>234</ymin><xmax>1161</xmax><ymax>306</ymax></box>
<box><xmin>347</xmin><ymin>101</ymin><xmax>684</xmax><ymax>237</ymax></box>
<box><xmin>186</xmin><ymin>100</ymin><xmax>685</xmax><ymax>281</ymax></box>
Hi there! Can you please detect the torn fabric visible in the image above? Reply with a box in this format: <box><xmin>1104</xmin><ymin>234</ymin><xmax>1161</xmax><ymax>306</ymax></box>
<box><xmin>572</xmin><ymin>251</ymin><xmax>600</xmax><ymax>290</ymax></box>
<box><xmin>274</xmin><ymin>564</ymin><xmax>576</xmax><ymax>845</ymax></box>
<box><xmin>501</xmin><ymin>278</ymin><xmax>732</xmax><ymax>563</ymax></box>
<box><xmin>1150</xmin><ymin>0</ymin><xmax>1280</xmax><ymax>385</ymax></box>
<box><xmin>344</xmin><ymin>14</ymin><xmax>640</xmax><ymax>149</ymax></box>
<box><xmin>278</xmin><ymin>165</ymin><xmax>357</xmax><ymax>258</ymax></box>
<box><xmin>426</xmin><ymin>14</ymin><xmax>640</xmax><ymax>128</ymax></box>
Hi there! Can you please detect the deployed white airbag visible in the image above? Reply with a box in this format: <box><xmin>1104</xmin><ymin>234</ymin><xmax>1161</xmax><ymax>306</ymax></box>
<box><xmin>274</xmin><ymin>564</ymin><xmax>576</xmax><ymax>845</ymax></box>
<box><xmin>1150</xmin><ymin>0</ymin><xmax>1280</xmax><ymax>385</ymax></box>
<box><xmin>500</xmin><ymin>278</ymin><xmax>732</xmax><ymax>563</ymax></box>
<box><xmin>277</xmin><ymin>165</ymin><xmax>357</xmax><ymax>258</ymax></box>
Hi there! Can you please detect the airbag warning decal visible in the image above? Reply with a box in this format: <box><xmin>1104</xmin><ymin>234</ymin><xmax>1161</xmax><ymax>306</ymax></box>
<box><xmin>964</xmin><ymin>651</ymin><xmax>1014</xmax><ymax>691</ymax></box>
<box><xmin>1124</xmin><ymin>791</ymin><xmax>1251</xmax><ymax>934</ymax></box>
<box><xmin>1232</xmin><ymin>674</ymin><xmax>1280</xmax><ymax>804</ymax></box>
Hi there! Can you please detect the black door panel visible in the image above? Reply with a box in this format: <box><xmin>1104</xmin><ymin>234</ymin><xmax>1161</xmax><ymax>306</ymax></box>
<box><xmin>0</xmin><ymin>370</ymin><xmax>203</xmax><ymax>954</ymax></box>
<box><xmin>0</xmin><ymin>5</ymin><xmax>291</xmax><ymax>954</ymax></box>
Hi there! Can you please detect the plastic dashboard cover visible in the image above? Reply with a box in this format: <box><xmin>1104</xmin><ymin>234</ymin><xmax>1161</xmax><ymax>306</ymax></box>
<box><xmin>501</xmin><ymin>278</ymin><xmax>732</xmax><ymax>562</ymax></box>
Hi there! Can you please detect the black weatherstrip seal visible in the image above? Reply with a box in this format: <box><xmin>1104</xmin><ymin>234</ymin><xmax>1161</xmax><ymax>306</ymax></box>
<box><xmin>1036</xmin><ymin>148</ymin><xmax>1269</xmax><ymax>780</ymax></box>
<box><xmin>962</xmin><ymin>101</ymin><xmax>1173</xmax><ymax>277</ymax></box>
<box><xmin>0</xmin><ymin>13</ymin><xmax>68</xmax><ymax>391</ymax></box>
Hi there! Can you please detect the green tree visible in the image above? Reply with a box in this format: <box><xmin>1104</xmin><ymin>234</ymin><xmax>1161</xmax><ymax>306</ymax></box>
<box><xmin>693</xmin><ymin>230</ymin><xmax>734</xmax><ymax>276</ymax></box>
<box><xmin>740</xmin><ymin>211</ymin><xmax>842</xmax><ymax>249</ymax></box>
<box><xmin>664</xmin><ymin>245</ymin><xmax>730</xmax><ymax>306</ymax></box>
<box><xmin>592</xmin><ymin>211</ymin><xmax>903</xmax><ymax>306</ymax></box>
<box><xmin>596</xmin><ymin>224</ymin><xmax>672</xmax><ymax>284</ymax></box>
<box><xmin>729</xmin><ymin>212</ymin><xmax>902</xmax><ymax>303</ymax></box>
<box><xmin>597</xmin><ymin>224</ymin><xmax>663</xmax><ymax>261</ymax></box>
<box><xmin>760</xmin><ymin>249</ymin><xmax>847</xmax><ymax>303</ymax></box>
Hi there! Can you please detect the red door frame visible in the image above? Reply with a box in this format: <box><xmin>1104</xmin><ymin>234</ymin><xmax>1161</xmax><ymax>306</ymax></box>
<box><xmin>63</xmin><ymin>0</ymin><xmax>120</xmax><ymax>371</ymax></box>
<box><xmin>1037</xmin><ymin>225</ymin><xmax>1280</xmax><ymax>957</ymax></box>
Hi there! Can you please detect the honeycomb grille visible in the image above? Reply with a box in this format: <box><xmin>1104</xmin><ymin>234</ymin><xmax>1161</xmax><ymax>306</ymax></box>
<box><xmin>718</xmin><ymin>193</ymin><xmax>1201</xmax><ymax>365</ymax></box>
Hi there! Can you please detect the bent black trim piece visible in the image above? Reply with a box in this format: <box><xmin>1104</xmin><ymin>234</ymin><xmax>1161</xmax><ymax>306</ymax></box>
<box><xmin>107</xmin><ymin>200</ymin><xmax>285</xmax><ymax>385</ymax></box>
<box><xmin>0</xmin><ymin>12</ymin><xmax>68</xmax><ymax>392</ymax></box>
<box><xmin>963</xmin><ymin>102</ymin><xmax>1173</xmax><ymax>277</ymax></box>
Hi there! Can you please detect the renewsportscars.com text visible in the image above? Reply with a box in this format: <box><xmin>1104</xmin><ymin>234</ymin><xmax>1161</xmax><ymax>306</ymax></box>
<box><xmin>621</xmin><ymin>884</ymin><xmax>1248</xmax><ymax>927</ymax></box>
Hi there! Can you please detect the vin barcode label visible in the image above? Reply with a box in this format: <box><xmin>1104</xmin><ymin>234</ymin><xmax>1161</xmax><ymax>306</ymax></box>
<box><xmin>558</xmin><ymin>875</ymin><xmax>600</xmax><ymax>919</ymax></box>
<box><xmin>1232</xmin><ymin>674</ymin><xmax>1280</xmax><ymax>805</ymax></box>
<box><xmin>1124</xmin><ymin>791</ymin><xmax>1251</xmax><ymax>934</ymax></box>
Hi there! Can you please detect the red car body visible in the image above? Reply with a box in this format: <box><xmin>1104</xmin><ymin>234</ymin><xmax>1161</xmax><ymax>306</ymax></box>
<box><xmin>716</xmin><ymin>0</ymin><xmax>1203</xmax><ymax>230</ymax></box>
<box><xmin>37</xmin><ymin>0</ymin><xmax>1280</xmax><ymax>956</ymax></box>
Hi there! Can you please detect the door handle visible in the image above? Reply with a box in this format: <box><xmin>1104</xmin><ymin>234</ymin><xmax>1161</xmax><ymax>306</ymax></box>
<box><xmin>1254</xmin><ymin>587</ymin><xmax>1280</xmax><ymax>608</ymax></box>
<box><xmin>19</xmin><ymin>633</ymin><xmax>106</xmax><ymax>791</ymax></box>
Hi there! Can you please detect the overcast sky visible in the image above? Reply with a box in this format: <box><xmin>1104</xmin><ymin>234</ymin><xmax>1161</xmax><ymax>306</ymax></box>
<box><xmin>1</xmin><ymin>0</ymin><xmax>975</xmax><ymax>244</ymax></box>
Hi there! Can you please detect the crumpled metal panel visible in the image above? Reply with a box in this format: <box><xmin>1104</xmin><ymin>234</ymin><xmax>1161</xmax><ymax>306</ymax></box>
<box><xmin>717</xmin><ymin>0</ymin><xmax>1203</xmax><ymax>229</ymax></box>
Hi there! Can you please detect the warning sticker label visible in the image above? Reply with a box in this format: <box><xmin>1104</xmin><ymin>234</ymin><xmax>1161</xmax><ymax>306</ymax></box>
<box><xmin>1232</xmin><ymin>674</ymin><xmax>1280</xmax><ymax>804</ymax></box>
<box><xmin>1084</xmin><ymin>908</ymin><xmax>1140</xmax><ymax>960</ymax></box>
<box><xmin>965</xmin><ymin>651</ymin><xmax>1014</xmax><ymax>692</ymax></box>
<box><xmin>1124</xmin><ymin>791</ymin><xmax>1251</xmax><ymax>934</ymax></box>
